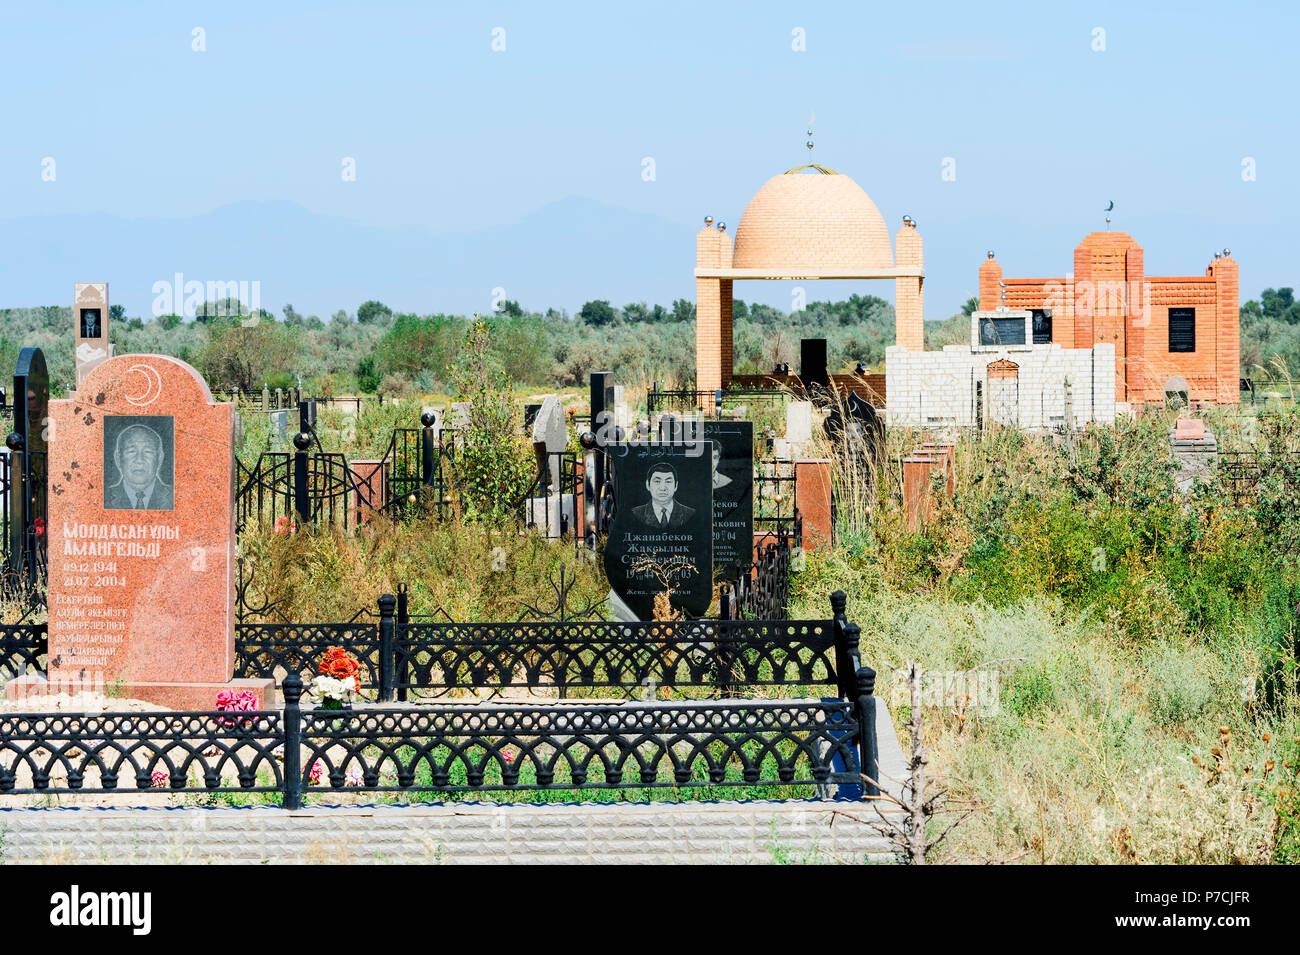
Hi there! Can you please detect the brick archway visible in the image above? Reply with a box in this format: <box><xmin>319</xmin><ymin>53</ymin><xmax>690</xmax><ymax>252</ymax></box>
<box><xmin>694</xmin><ymin>168</ymin><xmax>926</xmax><ymax>393</ymax></box>
<box><xmin>987</xmin><ymin>359</ymin><xmax>1020</xmax><ymax>380</ymax></box>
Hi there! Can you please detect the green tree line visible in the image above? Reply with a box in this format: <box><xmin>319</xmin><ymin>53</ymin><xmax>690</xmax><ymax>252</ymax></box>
<box><xmin>0</xmin><ymin>288</ymin><xmax>1292</xmax><ymax>397</ymax></box>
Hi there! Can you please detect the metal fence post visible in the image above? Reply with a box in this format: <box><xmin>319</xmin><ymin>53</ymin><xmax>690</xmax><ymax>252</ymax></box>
<box><xmin>826</xmin><ymin>590</ymin><xmax>868</xmax><ymax>799</ymax></box>
<box><xmin>420</xmin><ymin>412</ymin><xmax>436</xmax><ymax>488</ymax></box>
<box><xmin>849</xmin><ymin>629</ymin><xmax>880</xmax><ymax>800</ymax></box>
<box><xmin>282</xmin><ymin>673</ymin><xmax>303</xmax><ymax>810</ymax></box>
<box><xmin>829</xmin><ymin>589</ymin><xmax>852</xmax><ymax>699</ymax></box>
<box><xmin>5</xmin><ymin>432</ymin><xmax>25</xmax><ymax>583</ymax></box>
<box><xmin>378</xmin><ymin>593</ymin><xmax>396</xmax><ymax>702</ymax></box>
<box><xmin>395</xmin><ymin>584</ymin><xmax>409</xmax><ymax>702</ymax></box>
<box><xmin>292</xmin><ymin>432</ymin><xmax>311</xmax><ymax>525</ymax></box>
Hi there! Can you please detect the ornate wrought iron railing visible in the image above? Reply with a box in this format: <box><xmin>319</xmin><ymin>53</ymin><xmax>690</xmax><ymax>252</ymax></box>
<box><xmin>234</xmin><ymin>587</ymin><xmax>844</xmax><ymax>703</ymax></box>
<box><xmin>393</xmin><ymin>615</ymin><xmax>836</xmax><ymax>701</ymax></box>
<box><xmin>234</xmin><ymin>414</ymin><xmax>584</xmax><ymax>539</ymax></box>
<box><xmin>0</xmin><ymin>676</ymin><xmax>866</xmax><ymax>804</ymax></box>
<box><xmin>234</xmin><ymin>620</ymin><xmax>385</xmax><ymax>690</ymax></box>
<box><xmin>5</xmin><ymin>590</ymin><xmax>880</xmax><ymax>803</ymax></box>
<box><xmin>0</xmin><ymin>620</ymin><xmax>46</xmax><ymax>680</ymax></box>
<box><xmin>0</xmin><ymin>710</ymin><xmax>285</xmax><ymax>795</ymax></box>
<box><xmin>736</xmin><ymin>514</ymin><xmax>802</xmax><ymax>620</ymax></box>
<box><xmin>296</xmin><ymin>696</ymin><xmax>863</xmax><ymax>794</ymax></box>
<box><xmin>646</xmin><ymin>384</ymin><xmax>791</xmax><ymax>418</ymax></box>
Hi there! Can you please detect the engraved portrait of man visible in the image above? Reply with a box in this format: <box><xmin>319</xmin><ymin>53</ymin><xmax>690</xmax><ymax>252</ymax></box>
<box><xmin>79</xmin><ymin>308</ymin><xmax>102</xmax><ymax>339</ymax></box>
<box><xmin>630</xmin><ymin>460</ymin><xmax>695</xmax><ymax>529</ymax></box>
<box><xmin>710</xmin><ymin>442</ymin><xmax>733</xmax><ymax>490</ymax></box>
<box><xmin>104</xmin><ymin>417</ymin><xmax>174</xmax><ymax>511</ymax></box>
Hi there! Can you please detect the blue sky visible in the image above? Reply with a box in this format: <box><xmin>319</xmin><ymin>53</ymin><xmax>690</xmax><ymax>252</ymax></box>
<box><xmin>2</xmin><ymin>1</ymin><xmax>1295</xmax><ymax>317</ymax></box>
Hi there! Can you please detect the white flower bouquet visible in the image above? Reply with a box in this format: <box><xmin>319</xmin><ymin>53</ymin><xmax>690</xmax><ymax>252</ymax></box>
<box><xmin>309</xmin><ymin>674</ymin><xmax>357</xmax><ymax>710</ymax></box>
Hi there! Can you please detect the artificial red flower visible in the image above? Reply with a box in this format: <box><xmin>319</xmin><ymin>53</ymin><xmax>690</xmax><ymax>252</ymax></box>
<box><xmin>318</xmin><ymin>647</ymin><xmax>362</xmax><ymax>694</ymax></box>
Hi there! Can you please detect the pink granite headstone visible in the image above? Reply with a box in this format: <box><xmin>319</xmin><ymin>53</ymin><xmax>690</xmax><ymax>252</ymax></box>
<box><xmin>1175</xmin><ymin>417</ymin><xmax>1206</xmax><ymax>440</ymax></box>
<box><xmin>6</xmin><ymin>355</ymin><xmax>274</xmax><ymax>709</ymax></box>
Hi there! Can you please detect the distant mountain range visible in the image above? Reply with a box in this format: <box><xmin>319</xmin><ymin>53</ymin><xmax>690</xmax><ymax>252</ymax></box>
<box><xmin>0</xmin><ymin>197</ymin><xmax>697</xmax><ymax>320</ymax></box>
<box><xmin>0</xmin><ymin>197</ymin><xmax>1278</xmax><ymax>322</ymax></box>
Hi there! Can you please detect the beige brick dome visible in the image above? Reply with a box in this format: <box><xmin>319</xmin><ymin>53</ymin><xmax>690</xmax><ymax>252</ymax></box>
<box><xmin>731</xmin><ymin>168</ymin><xmax>895</xmax><ymax>271</ymax></box>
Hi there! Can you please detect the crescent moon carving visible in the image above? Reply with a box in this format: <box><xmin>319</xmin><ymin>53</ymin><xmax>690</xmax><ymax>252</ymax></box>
<box><xmin>125</xmin><ymin>363</ymin><xmax>164</xmax><ymax>406</ymax></box>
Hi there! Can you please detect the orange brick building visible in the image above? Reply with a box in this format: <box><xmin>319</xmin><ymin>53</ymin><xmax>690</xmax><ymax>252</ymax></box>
<box><xmin>978</xmin><ymin>233</ymin><xmax>1239</xmax><ymax>405</ymax></box>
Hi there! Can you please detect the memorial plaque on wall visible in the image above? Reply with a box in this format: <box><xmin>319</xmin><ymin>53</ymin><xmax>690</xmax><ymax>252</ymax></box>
<box><xmin>603</xmin><ymin>442</ymin><xmax>712</xmax><ymax>620</ymax></box>
<box><xmin>702</xmin><ymin>421</ymin><xmax>753</xmax><ymax>579</ymax></box>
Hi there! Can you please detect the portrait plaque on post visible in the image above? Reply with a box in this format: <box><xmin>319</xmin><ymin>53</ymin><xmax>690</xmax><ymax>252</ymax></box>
<box><xmin>73</xmin><ymin>282</ymin><xmax>113</xmax><ymax>385</ymax></box>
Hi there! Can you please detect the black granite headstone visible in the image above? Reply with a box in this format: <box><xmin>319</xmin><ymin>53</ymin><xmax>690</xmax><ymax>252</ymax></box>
<box><xmin>603</xmin><ymin>442</ymin><xmax>712</xmax><ymax>620</ymax></box>
<box><xmin>823</xmin><ymin>391</ymin><xmax>886</xmax><ymax>469</ymax></box>
<box><xmin>702</xmin><ymin>421</ymin><xmax>753</xmax><ymax>580</ymax></box>
<box><xmin>800</xmin><ymin>338</ymin><xmax>828</xmax><ymax>388</ymax></box>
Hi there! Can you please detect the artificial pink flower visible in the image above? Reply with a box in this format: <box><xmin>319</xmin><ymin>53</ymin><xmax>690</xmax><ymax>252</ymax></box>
<box><xmin>215</xmin><ymin>689</ymin><xmax>259</xmax><ymax>728</ymax></box>
<box><xmin>150</xmin><ymin>770</ymin><xmax>169</xmax><ymax>788</ymax></box>
<box><xmin>308</xmin><ymin>760</ymin><xmax>324</xmax><ymax>785</ymax></box>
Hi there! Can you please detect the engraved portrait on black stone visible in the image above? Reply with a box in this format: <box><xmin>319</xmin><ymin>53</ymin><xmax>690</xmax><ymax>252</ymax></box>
<box><xmin>629</xmin><ymin>460</ymin><xmax>697</xmax><ymax>529</ymax></box>
<box><xmin>702</xmin><ymin>421</ymin><xmax>753</xmax><ymax>580</ymax></box>
<box><xmin>103</xmin><ymin>415</ymin><xmax>175</xmax><ymax>511</ymax></box>
<box><xmin>79</xmin><ymin>308</ymin><xmax>102</xmax><ymax>339</ymax></box>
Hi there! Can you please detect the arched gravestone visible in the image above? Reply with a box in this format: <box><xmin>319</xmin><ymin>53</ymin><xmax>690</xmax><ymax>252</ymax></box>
<box><xmin>6</xmin><ymin>347</ymin><xmax>49</xmax><ymax>587</ymax></box>
<box><xmin>6</xmin><ymin>354</ymin><xmax>274</xmax><ymax>709</ymax></box>
<box><xmin>823</xmin><ymin>391</ymin><xmax>885</xmax><ymax>466</ymax></box>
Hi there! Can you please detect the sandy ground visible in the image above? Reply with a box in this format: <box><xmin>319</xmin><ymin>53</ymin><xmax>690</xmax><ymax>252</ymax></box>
<box><xmin>1</xmin><ymin>691</ymin><xmax>170</xmax><ymax>714</ymax></box>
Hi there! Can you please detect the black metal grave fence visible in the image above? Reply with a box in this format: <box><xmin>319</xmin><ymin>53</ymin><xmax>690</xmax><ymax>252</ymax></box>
<box><xmin>2</xmin><ymin>590</ymin><xmax>880</xmax><ymax>805</ymax></box>
<box><xmin>1218</xmin><ymin>450</ymin><xmax>1300</xmax><ymax>503</ymax></box>
<box><xmin>235</xmin><ymin>409</ymin><xmax>585</xmax><ymax>540</ymax></box>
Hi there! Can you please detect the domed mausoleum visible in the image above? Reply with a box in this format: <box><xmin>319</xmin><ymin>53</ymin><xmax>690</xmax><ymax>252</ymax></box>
<box><xmin>694</xmin><ymin>165</ymin><xmax>925</xmax><ymax>393</ymax></box>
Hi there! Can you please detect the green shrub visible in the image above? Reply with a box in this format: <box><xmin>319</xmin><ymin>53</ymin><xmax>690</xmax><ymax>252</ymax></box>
<box><xmin>1145</xmin><ymin>645</ymin><xmax>1216</xmax><ymax>728</ymax></box>
<box><xmin>1002</xmin><ymin>663</ymin><xmax>1057</xmax><ymax>719</ymax></box>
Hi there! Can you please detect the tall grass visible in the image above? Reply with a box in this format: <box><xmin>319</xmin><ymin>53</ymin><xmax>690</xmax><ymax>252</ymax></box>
<box><xmin>240</xmin><ymin>514</ymin><xmax>608</xmax><ymax>622</ymax></box>
<box><xmin>789</xmin><ymin>403</ymin><xmax>1300</xmax><ymax>863</ymax></box>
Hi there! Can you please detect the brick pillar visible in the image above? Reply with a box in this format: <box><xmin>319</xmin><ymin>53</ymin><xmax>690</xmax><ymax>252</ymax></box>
<box><xmin>1211</xmin><ymin>256</ymin><xmax>1239</xmax><ymax>403</ymax></box>
<box><xmin>1124</xmin><ymin>244</ymin><xmax>1146</xmax><ymax>404</ymax></box>
<box><xmin>894</xmin><ymin>220</ymin><xmax>923</xmax><ymax>351</ymax></box>
<box><xmin>719</xmin><ymin>277</ymin><xmax>734</xmax><ymax>389</ymax></box>
<box><xmin>902</xmin><ymin>451</ymin><xmax>953</xmax><ymax>530</ymax></box>
<box><xmin>794</xmin><ymin>458</ymin><xmax>833</xmax><ymax>551</ymax></box>
<box><xmin>978</xmin><ymin>256</ymin><xmax>1002</xmax><ymax>311</ymax></box>
<box><xmin>350</xmin><ymin>459</ymin><xmax>386</xmax><ymax>525</ymax></box>
<box><xmin>1073</xmin><ymin>242</ymin><xmax>1094</xmax><ymax>354</ymax></box>
<box><xmin>696</xmin><ymin>276</ymin><xmax>722</xmax><ymax>393</ymax></box>
<box><xmin>695</xmin><ymin>224</ymin><xmax>733</xmax><ymax>393</ymax></box>
<box><xmin>901</xmin><ymin>456</ymin><xmax>933</xmax><ymax>530</ymax></box>
<box><xmin>1075</xmin><ymin>234</ymin><xmax>1134</xmax><ymax>404</ymax></box>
